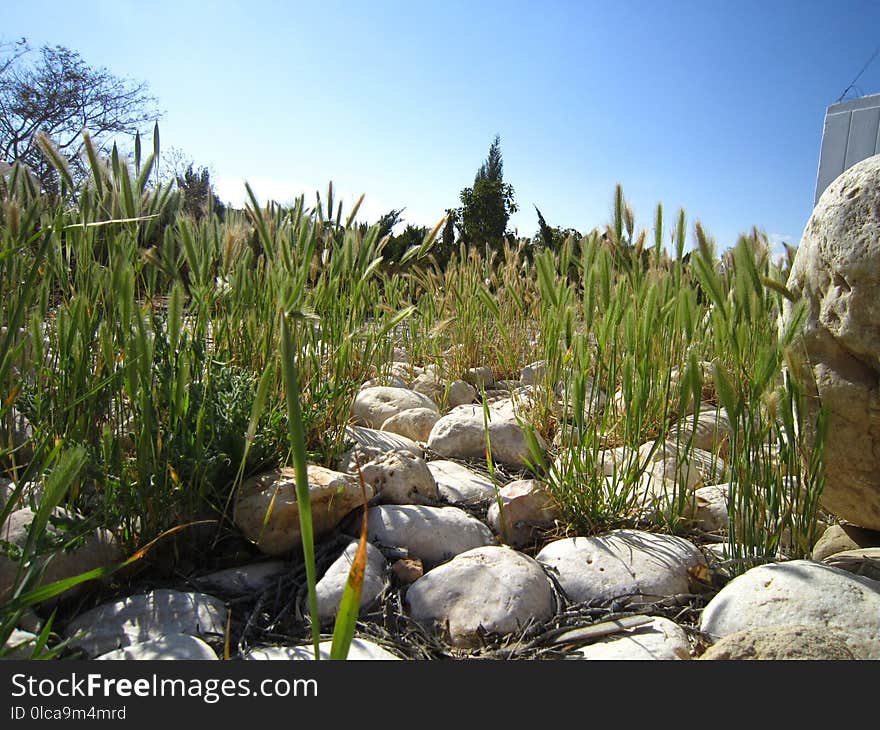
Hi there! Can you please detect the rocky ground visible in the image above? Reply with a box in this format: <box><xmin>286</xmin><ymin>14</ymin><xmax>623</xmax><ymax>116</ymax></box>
<box><xmin>5</xmin><ymin>154</ymin><xmax>880</xmax><ymax>662</ymax></box>
<box><xmin>4</xmin><ymin>358</ymin><xmax>880</xmax><ymax>662</ymax></box>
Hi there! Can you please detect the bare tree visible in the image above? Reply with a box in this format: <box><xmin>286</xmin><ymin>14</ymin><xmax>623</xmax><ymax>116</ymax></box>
<box><xmin>0</xmin><ymin>38</ymin><xmax>28</xmax><ymax>77</ymax></box>
<box><xmin>0</xmin><ymin>40</ymin><xmax>160</xmax><ymax>191</ymax></box>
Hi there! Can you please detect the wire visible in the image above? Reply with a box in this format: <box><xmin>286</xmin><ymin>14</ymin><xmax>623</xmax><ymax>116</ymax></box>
<box><xmin>837</xmin><ymin>42</ymin><xmax>880</xmax><ymax>102</ymax></box>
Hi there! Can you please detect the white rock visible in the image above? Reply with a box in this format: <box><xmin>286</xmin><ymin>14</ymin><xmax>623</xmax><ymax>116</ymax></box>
<box><xmin>244</xmin><ymin>638</ymin><xmax>402</xmax><ymax>660</ymax></box>
<box><xmin>811</xmin><ymin>523</ymin><xmax>878</xmax><ymax>561</ymax></box>
<box><xmin>410</xmin><ymin>372</ymin><xmax>445</xmax><ymax>404</ymax></box>
<box><xmin>446</xmin><ymin>400</ymin><xmax>518</xmax><ymax>424</ymax></box>
<box><xmin>595</xmin><ymin>446</ymin><xmax>638</xmax><ymax>476</ymax></box>
<box><xmin>193</xmin><ymin>561</ymin><xmax>289</xmax><ymax>595</ymax></box>
<box><xmin>685</xmin><ymin>484</ymin><xmax>730</xmax><ymax>531</ymax></box>
<box><xmin>426</xmin><ymin>460</ymin><xmax>496</xmax><ymax>505</ymax></box>
<box><xmin>95</xmin><ymin>634</ymin><xmax>219</xmax><ymax>660</ymax></box>
<box><xmin>0</xmin><ymin>507</ymin><xmax>122</xmax><ymax>605</ymax></box>
<box><xmin>535</xmin><ymin>529</ymin><xmax>706</xmax><ymax>604</ymax></box>
<box><xmin>486</xmin><ymin>479</ymin><xmax>560</xmax><ymax>547</ymax></box>
<box><xmin>405</xmin><ymin>546</ymin><xmax>555</xmax><ymax>648</ymax></box>
<box><xmin>427</xmin><ymin>412</ymin><xmax>546</xmax><ymax>468</ymax></box>
<box><xmin>233</xmin><ymin>465</ymin><xmax>372</xmax><ymax>555</ymax></box>
<box><xmin>379</xmin><ymin>407</ymin><xmax>439</xmax><ymax>443</ymax></box>
<box><xmin>0</xmin><ymin>407</ymin><xmax>33</xmax><ymax>463</ymax></box>
<box><xmin>314</xmin><ymin>540</ymin><xmax>388</xmax><ymax>623</ymax></box>
<box><xmin>359</xmin><ymin>505</ymin><xmax>494</xmax><ymax>568</ymax></box>
<box><xmin>2</xmin><ymin>629</ymin><xmax>37</xmax><ymax>659</ymax></box>
<box><xmin>342</xmin><ymin>425</ymin><xmax>422</xmax><ymax>458</ymax></box>
<box><xmin>350</xmin><ymin>386</ymin><xmax>438</xmax><ymax>429</ymax></box>
<box><xmin>447</xmin><ymin>379</ymin><xmax>477</xmax><ymax>407</ymax></box>
<box><xmin>491</xmin><ymin>379</ymin><xmax>522</xmax><ymax>393</ymax></box>
<box><xmin>391</xmin><ymin>348</ymin><xmax>410</xmax><ymax>364</ymax></box>
<box><xmin>630</xmin><ymin>450</ymin><xmax>725</xmax><ymax>519</ymax></box>
<box><xmin>644</xmin><ymin>456</ymin><xmax>707</xmax><ymax>491</ymax></box>
<box><xmin>390</xmin><ymin>361</ymin><xmax>421</xmax><ymax>382</ymax></box>
<box><xmin>572</xmin><ymin>616</ymin><xmax>690</xmax><ymax>660</ymax></box>
<box><xmin>637</xmin><ymin>440</ymin><xmax>726</xmax><ymax>484</ymax></box>
<box><xmin>361</xmin><ymin>375</ymin><xmax>408</xmax><ymax>389</ymax></box>
<box><xmin>360</xmin><ymin>450</ymin><xmax>439</xmax><ymax>505</ymax></box>
<box><xmin>822</xmin><ymin>547</ymin><xmax>880</xmax><ymax>581</ymax></box>
<box><xmin>668</xmin><ymin>405</ymin><xmax>732</xmax><ymax>454</ymax></box>
<box><xmin>700</xmin><ymin>559</ymin><xmax>880</xmax><ymax>659</ymax></box>
<box><xmin>520</xmin><ymin>361</ymin><xmax>547</xmax><ymax>386</ymax></box>
<box><xmin>464</xmin><ymin>366</ymin><xmax>495</xmax><ymax>389</ymax></box>
<box><xmin>554</xmin><ymin>377</ymin><xmax>609</xmax><ymax>418</ymax></box>
<box><xmin>64</xmin><ymin>589</ymin><xmax>228</xmax><ymax>657</ymax></box>
<box><xmin>782</xmin><ymin>154</ymin><xmax>880</xmax><ymax>530</ymax></box>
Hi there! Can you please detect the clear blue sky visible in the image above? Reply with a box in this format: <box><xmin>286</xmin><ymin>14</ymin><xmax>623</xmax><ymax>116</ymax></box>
<box><xmin>5</xmin><ymin>0</ymin><xmax>880</xmax><ymax>253</ymax></box>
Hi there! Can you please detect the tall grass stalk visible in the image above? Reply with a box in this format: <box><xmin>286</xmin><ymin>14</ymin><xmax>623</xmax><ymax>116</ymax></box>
<box><xmin>279</xmin><ymin>311</ymin><xmax>321</xmax><ymax>659</ymax></box>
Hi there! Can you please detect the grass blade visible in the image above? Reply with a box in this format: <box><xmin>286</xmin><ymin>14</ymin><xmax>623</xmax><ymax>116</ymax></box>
<box><xmin>329</xmin><ymin>465</ymin><xmax>370</xmax><ymax>660</ymax></box>
<box><xmin>279</xmin><ymin>310</ymin><xmax>321</xmax><ymax>659</ymax></box>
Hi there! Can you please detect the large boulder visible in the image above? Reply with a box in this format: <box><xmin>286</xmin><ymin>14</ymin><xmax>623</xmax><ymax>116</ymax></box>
<box><xmin>427</xmin><ymin>412</ymin><xmax>546</xmax><ymax>468</ymax></box>
<box><xmin>356</xmin><ymin>505</ymin><xmax>494</xmax><ymax>568</ymax></box>
<box><xmin>233</xmin><ymin>466</ymin><xmax>372</xmax><ymax>555</ymax></box>
<box><xmin>405</xmin><ymin>546</ymin><xmax>555</xmax><ymax>648</ymax></box>
<box><xmin>571</xmin><ymin>616</ymin><xmax>691</xmax><ymax>660</ymax></box>
<box><xmin>426</xmin><ymin>460</ymin><xmax>496</xmax><ymax>505</ymax></box>
<box><xmin>535</xmin><ymin>529</ymin><xmax>707</xmax><ymax>605</ymax></box>
<box><xmin>486</xmin><ymin>479</ymin><xmax>560</xmax><ymax>547</ymax></box>
<box><xmin>336</xmin><ymin>425</ymin><xmax>424</xmax><ymax>475</ymax></box>
<box><xmin>700</xmin><ymin>560</ymin><xmax>880</xmax><ymax>659</ymax></box>
<box><xmin>314</xmin><ymin>540</ymin><xmax>388</xmax><ymax>623</ymax></box>
<box><xmin>360</xmin><ymin>450</ymin><xmax>439</xmax><ymax>505</ymax></box>
<box><xmin>379</xmin><ymin>407</ymin><xmax>440</xmax><ymax>443</ymax></box>
<box><xmin>64</xmin><ymin>589</ymin><xmax>228</xmax><ymax>658</ymax></box>
<box><xmin>782</xmin><ymin>155</ymin><xmax>880</xmax><ymax>530</ymax></box>
<box><xmin>350</xmin><ymin>387</ymin><xmax>438</xmax><ymax>429</ymax></box>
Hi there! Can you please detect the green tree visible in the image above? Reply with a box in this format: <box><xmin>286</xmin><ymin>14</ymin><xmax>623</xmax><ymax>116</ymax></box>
<box><xmin>436</xmin><ymin>208</ymin><xmax>458</xmax><ymax>267</ymax></box>
<box><xmin>177</xmin><ymin>163</ymin><xmax>225</xmax><ymax>220</ymax></box>
<box><xmin>375</xmin><ymin>208</ymin><xmax>405</xmax><ymax>240</ymax></box>
<box><xmin>534</xmin><ymin>205</ymin><xmax>558</xmax><ymax>250</ymax></box>
<box><xmin>532</xmin><ymin>205</ymin><xmax>582</xmax><ymax>251</ymax></box>
<box><xmin>457</xmin><ymin>135</ymin><xmax>517</xmax><ymax>252</ymax></box>
<box><xmin>384</xmin><ymin>223</ymin><xmax>429</xmax><ymax>265</ymax></box>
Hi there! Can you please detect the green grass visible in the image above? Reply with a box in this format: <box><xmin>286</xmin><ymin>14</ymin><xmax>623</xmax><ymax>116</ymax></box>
<box><xmin>0</xmin><ymin>129</ymin><xmax>827</xmax><ymax>658</ymax></box>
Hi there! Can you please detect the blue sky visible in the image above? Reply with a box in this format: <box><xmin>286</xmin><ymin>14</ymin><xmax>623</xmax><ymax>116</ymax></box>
<box><xmin>4</xmin><ymin>1</ymin><xmax>880</xmax><ymax>253</ymax></box>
